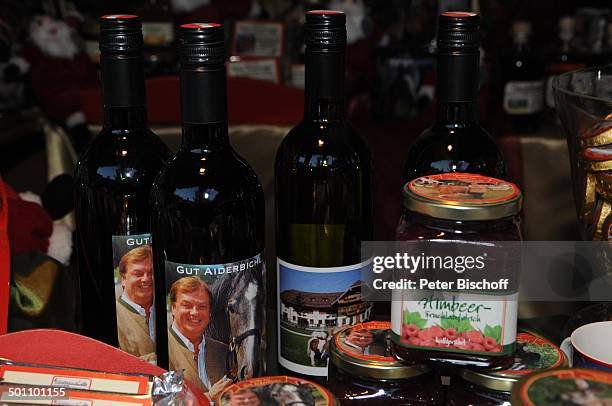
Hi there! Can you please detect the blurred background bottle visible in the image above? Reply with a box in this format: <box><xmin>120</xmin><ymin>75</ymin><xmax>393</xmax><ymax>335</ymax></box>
<box><xmin>501</xmin><ymin>20</ymin><xmax>544</xmax><ymax>134</ymax></box>
<box><xmin>544</xmin><ymin>16</ymin><xmax>586</xmax><ymax>123</ymax></box>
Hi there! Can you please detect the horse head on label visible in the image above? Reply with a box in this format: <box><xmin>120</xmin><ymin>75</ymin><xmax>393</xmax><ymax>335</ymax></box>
<box><xmin>268</xmin><ymin>383</ymin><xmax>315</xmax><ymax>406</ymax></box>
<box><xmin>207</xmin><ymin>262</ymin><xmax>264</xmax><ymax>381</ymax></box>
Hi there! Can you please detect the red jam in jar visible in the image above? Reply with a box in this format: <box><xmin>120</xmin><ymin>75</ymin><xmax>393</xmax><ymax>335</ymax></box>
<box><xmin>391</xmin><ymin>173</ymin><xmax>523</xmax><ymax>370</ymax></box>
<box><xmin>218</xmin><ymin>375</ymin><xmax>339</xmax><ymax>405</ymax></box>
<box><xmin>327</xmin><ymin>321</ymin><xmax>444</xmax><ymax>405</ymax></box>
<box><xmin>447</xmin><ymin>330</ymin><xmax>567</xmax><ymax>406</ymax></box>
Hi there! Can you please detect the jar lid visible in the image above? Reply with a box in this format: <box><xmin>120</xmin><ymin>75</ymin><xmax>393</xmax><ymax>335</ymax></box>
<box><xmin>330</xmin><ymin>321</ymin><xmax>431</xmax><ymax>380</ymax></box>
<box><xmin>511</xmin><ymin>368</ymin><xmax>612</xmax><ymax>406</ymax></box>
<box><xmin>461</xmin><ymin>330</ymin><xmax>567</xmax><ymax>393</ymax></box>
<box><xmin>403</xmin><ymin>173</ymin><xmax>522</xmax><ymax>221</ymax></box>
<box><xmin>218</xmin><ymin>375</ymin><xmax>339</xmax><ymax>405</ymax></box>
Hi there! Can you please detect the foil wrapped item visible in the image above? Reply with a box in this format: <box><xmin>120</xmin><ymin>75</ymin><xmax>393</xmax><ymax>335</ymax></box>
<box><xmin>153</xmin><ymin>370</ymin><xmax>199</xmax><ymax>406</ymax></box>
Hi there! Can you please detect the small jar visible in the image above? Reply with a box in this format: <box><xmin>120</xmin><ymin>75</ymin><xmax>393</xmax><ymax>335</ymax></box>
<box><xmin>391</xmin><ymin>173</ymin><xmax>523</xmax><ymax>370</ymax></box>
<box><xmin>218</xmin><ymin>375</ymin><xmax>339</xmax><ymax>405</ymax></box>
<box><xmin>447</xmin><ymin>330</ymin><xmax>567</xmax><ymax>406</ymax></box>
<box><xmin>511</xmin><ymin>368</ymin><xmax>612</xmax><ymax>405</ymax></box>
<box><xmin>396</xmin><ymin>173</ymin><xmax>522</xmax><ymax>241</ymax></box>
<box><xmin>327</xmin><ymin>321</ymin><xmax>444</xmax><ymax>405</ymax></box>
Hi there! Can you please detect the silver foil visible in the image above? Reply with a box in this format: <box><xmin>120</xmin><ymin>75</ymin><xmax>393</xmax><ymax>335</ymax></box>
<box><xmin>153</xmin><ymin>370</ymin><xmax>199</xmax><ymax>406</ymax></box>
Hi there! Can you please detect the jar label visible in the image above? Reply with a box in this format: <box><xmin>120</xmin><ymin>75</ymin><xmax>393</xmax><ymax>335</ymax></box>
<box><xmin>163</xmin><ymin>253</ymin><xmax>265</xmax><ymax>393</ymax></box>
<box><xmin>498</xmin><ymin>331</ymin><xmax>565</xmax><ymax>376</ymax></box>
<box><xmin>111</xmin><ymin>233</ymin><xmax>156</xmax><ymax>364</ymax></box>
<box><xmin>518</xmin><ymin>369</ymin><xmax>612</xmax><ymax>406</ymax></box>
<box><xmin>408</xmin><ymin>173</ymin><xmax>519</xmax><ymax>205</ymax></box>
<box><xmin>503</xmin><ymin>80</ymin><xmax>544</xmax><ymax>115</ymax></box>
<box><xmin>391</xmin><ymin>290</ymin><xmax>517</xmax><ymax>355</ymax></box>
<box><xmin>335</xmin><ymin>321</ymin><xmax>396</xmax><ymax>362</ymax></box>
<box><xmin>277</xmin><ymin>258</ymin><xmax>373</xmax><ymax>377</ymax></box>
<box><xmin>218</xmin><ymin>375</ymin><xmax>337</xmax><ymax>405</ymax></box>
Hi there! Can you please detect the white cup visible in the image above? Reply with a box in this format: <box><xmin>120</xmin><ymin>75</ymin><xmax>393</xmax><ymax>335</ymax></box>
<box><xmin>560</xmin><ymin>321</ymin><xmax>612</xmax><ymax>371</ymax></box>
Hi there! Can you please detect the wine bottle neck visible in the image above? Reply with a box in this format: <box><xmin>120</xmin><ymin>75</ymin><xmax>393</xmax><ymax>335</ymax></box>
<box><xmin>435</xmin><ymin>101</ymin><xmax>478</xmax><ymax>125</ymax></box>
<box><xmin>179</xmin><ymin>65</ymin><xmax>229</xmax><ymax>151</ymax></box>
<box><xmin>304</xmin><ymin>50</ymin><xmax>345</xmax><ymax>122</ymax></box>
<box><xmin>101</xmin><ymin>53</ymin><xmax>148</xmax><ymax>131</ymax></box>
<box><xmin>435</xmin><ymin>50</ymin><xmax>479</xmax><ymax>124</ymax></box>
<box><xmin>181</xmin><ymin>122</ymin><xmax>229</xmax><ymax>152</ymax></box>
<box><xmin>103</xmin><ymin>106</ymin><xmax>148</xmax><ymax>131</ymax></box>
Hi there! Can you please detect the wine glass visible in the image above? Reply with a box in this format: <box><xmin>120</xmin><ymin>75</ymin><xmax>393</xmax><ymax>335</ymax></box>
<box><xmin>554</xmin><ymin>66</ymin><xmax>612</xmax><ymax>241</ymax></box>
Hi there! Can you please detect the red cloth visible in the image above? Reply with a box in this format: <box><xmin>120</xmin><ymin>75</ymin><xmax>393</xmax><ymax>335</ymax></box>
<box><xmin>0</xmin><ymin>178</ymin><xmax>9</xmax><ymax>335</ymax></box>
<box><xmin>81</xmin><ymin>76</ymin><xmax>304</xmax><ymax>126</ymax></box>
<box><xmin>21</xmin><ymin>45</ymin><xmax>98</xmax><ymax>124</ymax></box>
<box><xmin>174</xmin><ymin>0</ymin><xmax>252</xmax><ymax>24</ymax></box>
<box><xmin>0</xmin><ymin>329</ymin><xmax>209</xmax><ymax>405</ymax></box>
<box><xmin>4</xmin><ymin>183</ymin><xmax>52</xmax><ymax>257</ymax></box>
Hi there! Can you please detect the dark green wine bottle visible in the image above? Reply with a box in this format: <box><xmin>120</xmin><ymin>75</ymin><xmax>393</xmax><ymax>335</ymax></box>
<box><xmin>275</xmin><ymin>10</ymin><xmax>374</xmax><ymax>382</ymax></box>
<box><xmin>74</xmin><ymin>15</ymin><xmax>170</xmax><ymax>362</ymax></box>
<box><xmin>403</xmin><ymin>12</ymin><xmax>506</xmax><ymax>183</ymax></box>
<box><xmin>150</xmin><ymin>23</ymin><xmax>266</xmax><ymax>398</ymax></box>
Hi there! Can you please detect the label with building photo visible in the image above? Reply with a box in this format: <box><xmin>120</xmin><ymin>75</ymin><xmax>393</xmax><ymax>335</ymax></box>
<box><xmin>277</xmin><ymin>259</ymin><xmax>373</xmax><ymax>376</ymax></box>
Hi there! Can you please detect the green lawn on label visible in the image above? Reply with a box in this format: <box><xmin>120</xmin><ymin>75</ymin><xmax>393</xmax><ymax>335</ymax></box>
<box><xmin>280</xmin><ymin>320</ymin><xmax>327</xmax><ymax>367</ymax></box>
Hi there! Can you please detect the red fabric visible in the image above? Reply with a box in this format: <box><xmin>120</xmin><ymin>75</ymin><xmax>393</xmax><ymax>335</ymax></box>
<box><xmin>228</xmin><ymin>77</ymin><xmax>303</xmax><ymax>126</ymax></box>
<box><xmin>175</xmin><ymin>0</ymin><xmax>252</xmax><ymax>24</ymax></box>
<box><xmin>0</xmin><ymin>329</ymin><xmax>209</xmax><ymax>405</ymax></box>
<box><xmin>21</xmin><ymin>45</ymin><xmax>98</xmax><ymax>124</ymax></box>
<box><xmin>81</xmin><ymin>76</ymin><xmax>304</xmax><ymax>126</ymax></box>
<box><xmin>5</xmin><ymin>186</ymin><xmax>52</xmax><ymax>257</ymax></box>
<box><xmin>0</xmin><ymin>178</ymin><xmax>9</xmax><ymax>335</ymax></box>
<box><xmin>346</xmin><ymin>28</ymin><xmax>384</xmax><ymax>98</ymax></box>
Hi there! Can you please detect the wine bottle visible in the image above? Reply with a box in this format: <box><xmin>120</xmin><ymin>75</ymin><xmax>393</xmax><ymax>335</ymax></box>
<box><xmin>150</xmin><ymin>23</ymin><xmax>266</xmax><ymax>398</ymax></box>
<box><xmin>544</xmin><ymin>17</ymin><xmax>585</xmax><ymax>120</ymax></box>
<box><xmin>501</xmin><ymin>20</ymin><xmax>545</xmax><ymax>134</ymax></box>
<box><xmin>74</xmin><ymin>15</ymin><xmax>171</xmax><ymax>363</ymax></box>
<box><xmin>275</xmin><ymin>10</ymin><xmax>374</xmax><ymax>382</ymax></box>
<box><xmin>403</xmin><ymin>12</ymin><xmax>506</xmax><ymax>183</ymax></box>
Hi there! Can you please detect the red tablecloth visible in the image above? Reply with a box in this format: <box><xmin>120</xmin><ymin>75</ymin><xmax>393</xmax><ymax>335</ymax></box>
<box><xmin>0</xmin><ymin>329</ymin><xmax>209</xmax><ymax>405</ymax></box>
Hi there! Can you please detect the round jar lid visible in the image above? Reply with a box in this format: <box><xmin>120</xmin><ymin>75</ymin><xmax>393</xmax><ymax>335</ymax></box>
<box><xmin>511</xmin><ymin>368</ymin><xmax>612</xmax><ymax>406</ymax></box>
<box><xmin>461</xmin><ymin>330</ymin><xmax>567</xmax><ymax>393</ymax></box>
<box><xmin>403</xmin><ymin>173</ymin><xmax>522</xmax><ymax>221</ymax></box>
<box><xmin>330</xmin><ymin>321</ymin><xmax>431</xmax><ymax>380</ymax></box>
<box><xmin>218</xmin><ymin>375</ymin><xmax>339</xmax><ymax>405</ymax></box>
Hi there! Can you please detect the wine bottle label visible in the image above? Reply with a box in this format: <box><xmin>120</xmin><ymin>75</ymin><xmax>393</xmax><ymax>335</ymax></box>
<box><xmin>391</xmin><ymin>290</ymin><xmax>518</xmax><ymax>356</ymax></box>
<box><xmin>503</xmin><ymin>80</ymin><xmax>544</xmax><ymax>115</ymax></box>
<box><xmin>228</xmin><ymin>59</ymin><xmax>280</xmax><ymax>84</ymax></box>
<box><xmin>276</xmin><ymin>258</ymin><xmax>374</xmax><ymax>377</ymax></box>
<box><xmin>111</xmin><ymin>233</ymin><xmax>156</xmax><ymax>365</ymax></box>
<box><xmin>141</xmin><ymin>22</ymin><xmax>174</xmax><ymax>46</ymax></box>
<box><xmin>163</xmin><ymin>253</ymin><xmax>266</xmax><ymax>393</ymax></box>
<box><xmin>232</xmin><ymin>21</ymin><xmax>284</xmax><ymax>58</ymax></box>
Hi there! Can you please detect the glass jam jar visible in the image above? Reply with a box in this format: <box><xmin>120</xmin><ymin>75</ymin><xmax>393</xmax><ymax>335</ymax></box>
<box><xmin>447</xmin><ymin>330</ymin><xmax>568</xmax><ymax>406</ymax></box>
<box><xmin>218</xmin><ymin>375</ymin><xmax>339</xmax><ymax>405</ymax></box>
<box><xmin>391</xmin><ymin>173</ymin><xmax>523</xmax><ymax>370</ymax></box>
<box><xmin>396</xmin><ymin>173</ymin><xmax>523</xmax><ymax>242</ymax></box>
<box><xmin>327</xmin><ymin>321</ymin><xmax>444</xmax><ymax>405</ymax></box>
